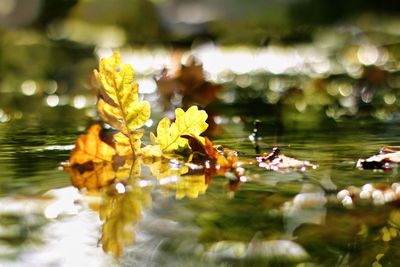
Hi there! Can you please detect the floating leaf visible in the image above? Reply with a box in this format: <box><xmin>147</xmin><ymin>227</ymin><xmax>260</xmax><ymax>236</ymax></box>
<box><xmin>256</xmin><ymin>147</ymin><xmax>317</xmax><ymax>172</ymax></box>
<box><xmin>68</xmin><ymin>124</ymin><xmax>116</xmax><ymax>165</ymax></box>
<box><xmin>94</xmin><ymin>52</ymin><xmax>150</xmax><ymax>150</ymax></box>
<box><xmin>63</xmin><ymin>125</ymin><xmax>120</xmax><ymax>191</ymax></box>
<box><xmin>151</xmin><ymin>106</ymin><xmax>208</xmax><ymax>153</ymax></box>
<box><xmin>182</xmin><ymin>134</ymin><xmax>238</xmax><ymax>171</ymax></box>
<box><xmin>356</xmin><ymin>146</ymin><xmax>400</xmax><ymax>170</ymax></box>
<box><xmin>63</xmin><ymin>124</ymin><xmax>143</xmax><ymax>191</ymax></box>
<box><xmin>182</xmin><ymin>134</ymin><xmax>218</xmax><ymax>160</ymax></box>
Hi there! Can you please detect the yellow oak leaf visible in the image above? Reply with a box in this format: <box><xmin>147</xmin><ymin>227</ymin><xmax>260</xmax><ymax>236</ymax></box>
<box><xmin>113</xmin><ymin>131</ymin><xmax>143</xmax><ymax>157</ymax></box>
<box><xmin>152</xmin><ymin>105</ymin><xmax>208</xmax><ymax>153</ymax></box>
<box><xmin>94</xmin><ymin>52</ymin><xmax>150</xmax><ymax>145</ymax></box>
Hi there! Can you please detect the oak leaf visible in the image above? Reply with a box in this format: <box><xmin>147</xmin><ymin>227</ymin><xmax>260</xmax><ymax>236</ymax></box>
<box><xmin>68</xmin><ymin>124</ymin><xmax>116</xmax><ymax>165</ymax></box>
<box><xmin>181</xmin><ymin>134</ymin><xmax>235</xmax><ymax>169</ymax></box>
<box><xmin>94</xmin><ymin>52</ymin><xmax>150</xmax><ymax>151</ymax></box>
<box><xmin>150</xmin><ymin>105</ymin><xmax>208</xmax><ymax>153</ymax></box>
<box><xmin>63</xmin><ymin>124</ymin><xmax>119</xmax><ymax>191</ymax></box>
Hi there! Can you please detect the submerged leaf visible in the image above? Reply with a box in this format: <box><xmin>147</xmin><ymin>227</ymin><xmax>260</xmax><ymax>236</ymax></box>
<box><xmin>151</xmin><ymin>106</ymin><xmax>208</xmax><ymax>153</ymax></box>
<box><xmin>94</xmin><ymin>52</ymin><xmax>150</xmax><ymax>146</ymax></box>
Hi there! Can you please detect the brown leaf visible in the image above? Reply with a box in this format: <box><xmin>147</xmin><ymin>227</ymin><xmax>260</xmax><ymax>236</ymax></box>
<box><xmin>256</xmin><ymin>147</ymin><xmax>317</xmax><ymax>172</ymax></box>
<box><xmin>155</xmin><ymin>56</ymin><xmax>223</xmax><ymax>109</ymax></box>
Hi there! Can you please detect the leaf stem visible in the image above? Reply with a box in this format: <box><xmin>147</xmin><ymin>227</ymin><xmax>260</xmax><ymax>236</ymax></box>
<box><xmin>111</xmin><ymin>68</ymin><xmax>136</xmax><ymax>157</ymax></box>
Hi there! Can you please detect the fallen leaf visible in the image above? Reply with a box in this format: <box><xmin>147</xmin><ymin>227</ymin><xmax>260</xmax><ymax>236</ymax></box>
<box><xmin>94</xmin><ymin>52</ymin><xmax>150</xmax><ymax>152</ymax></box>
<box><xmin>256</xmin><ymin>147</ymin><xmax>317</xmax><ymax>172</ymax></box>
<box><xmin>68</xmin><ymin>124</ymin><xmax>116</xmax><ymax>165</ymax></box>
<box><xmin>356</xmin><ymin>146</ymin><xmax>400</xmax><ymax>170</ymax></box>
<box><xmin>151</xmin><ymin>106</ymin><xmax>208</xmax><ymax>153</ymax></box>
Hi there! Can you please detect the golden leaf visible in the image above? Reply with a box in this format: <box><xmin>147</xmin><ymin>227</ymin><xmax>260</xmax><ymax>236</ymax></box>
<box><xmin>113</xmin><ymin>131</ymin><xmax>143</xmax><ymax>157</ymax></box>
<box><xmin>68</xmin><ymin>124</ymin><xmax>116</xmax><ymax>165</ymax></box>
<box><xmin>94</xmin><ymin>52</ymin><xmax>151</xmax><ymax>147</ymax></box>
<box><xmin>152</xmin><ymin>106</ymin><xmax>208</xmax><ymax>153</ymax></box>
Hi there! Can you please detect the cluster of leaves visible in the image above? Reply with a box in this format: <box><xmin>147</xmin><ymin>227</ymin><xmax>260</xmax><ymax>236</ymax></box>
<box><xmin>63</xmin><ymin>52</ymin><xmax>241</xmax><ymax>257</ymax></box>
<box><xmin>63</xmin><ymin>52</ymin><xmax>316</xmax><ymax>257</ymax></box>
<box><xmin>64</xmin><ymin>52</ymin><xmax>243</xmax><ymax>190</ymax></box>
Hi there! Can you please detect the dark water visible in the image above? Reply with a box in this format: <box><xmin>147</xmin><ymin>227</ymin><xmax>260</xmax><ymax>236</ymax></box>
<box><xmin>1</xmin><ymin>102</ymin><xmax>400</xmax><ymax>266</ymax></box>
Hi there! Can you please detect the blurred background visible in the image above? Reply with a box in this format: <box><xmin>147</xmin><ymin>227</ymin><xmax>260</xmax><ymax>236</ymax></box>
<box><xmin>1</xmin><ymin>0</ymin><xmax>400</xmax><ymax>129</ymax></box>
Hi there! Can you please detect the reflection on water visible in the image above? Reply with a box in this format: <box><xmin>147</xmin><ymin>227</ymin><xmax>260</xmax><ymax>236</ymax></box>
<box><xmin>2</xmin><ymin>118</ymin><xmax>400</xmax><ymax>266</ymax></box>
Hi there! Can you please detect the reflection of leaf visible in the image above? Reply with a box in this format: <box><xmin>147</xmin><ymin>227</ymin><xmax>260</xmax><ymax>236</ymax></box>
<box><xmin>94</xmin><ymin>52</ymin><xmax>150</xmax><ymax>151</ymax></box>
<box><xmin>176</xmin><ymin>174</ymin><xmax>208</xmax><ymax>199</ymax></box>
<box><xmin>147</xmin><ymin>157</ymin><xmax>189</xmax><ymax>180</ymax></box>
<box><xmin>100</xmin><ymin>181</ymin><xmax>152</xmax><ymax>257</ymax></box>
<box><xmin>150</xmin><ymin>106</ymin><xmax>208</xmax><ymax>153</ymax></box>
<box><xmin>65</xmin><ymin>162</ymin><xmax>116</xmax><ymax>191</ymax></box>
<box><xmin>68</xmin><ymin>124</ymin><xmax>116</xmax><ymax>165</ymax></box>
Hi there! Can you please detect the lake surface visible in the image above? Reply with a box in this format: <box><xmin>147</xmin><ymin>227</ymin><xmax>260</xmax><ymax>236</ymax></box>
<box><xmin>1</xmin><ymin>97</ymin><xmax>400</xmax><ymax>266</ymax></box>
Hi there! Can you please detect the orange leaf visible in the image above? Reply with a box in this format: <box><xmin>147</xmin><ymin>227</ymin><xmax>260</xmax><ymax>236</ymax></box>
<box><xmin>69</xmin><ymin>124</ymin><xmax>116</xmax><ymax>165</ymax></box>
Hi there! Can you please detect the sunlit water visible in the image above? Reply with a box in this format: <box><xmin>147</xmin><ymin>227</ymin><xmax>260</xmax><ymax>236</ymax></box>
<box><xmin>1</xmin><ymin>106</ymin><xmax>400</xmax><ymax>266</ymax></box>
